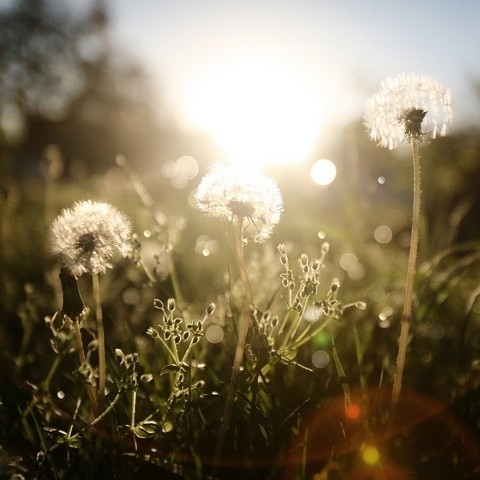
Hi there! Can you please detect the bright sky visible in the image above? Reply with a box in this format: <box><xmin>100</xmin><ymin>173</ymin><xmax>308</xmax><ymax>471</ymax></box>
<box><xmin>105</xmin><ymin>0</ymin><xmax>480</xmax><ymax>167</ymax></box>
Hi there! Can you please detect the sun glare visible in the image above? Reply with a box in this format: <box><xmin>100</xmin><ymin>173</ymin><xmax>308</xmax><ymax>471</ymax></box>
<box><xmin>183</xmin><ymin>59</ymin><xmax>324</xmax><ymax>168</ymax></box>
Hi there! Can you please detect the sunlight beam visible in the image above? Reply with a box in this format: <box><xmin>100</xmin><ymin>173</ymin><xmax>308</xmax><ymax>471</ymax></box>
<box><xmin>183</xmin><ymin>59</ymin><xmax>325</xmax><ymax>169</ymax></box>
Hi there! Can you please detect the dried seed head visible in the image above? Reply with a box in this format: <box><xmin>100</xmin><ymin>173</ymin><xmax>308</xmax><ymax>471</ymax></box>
<box><xmin>49</xmin><ymin>200</ymin><xmax>131</xmax><ymax>276</ymax></box>
<box><xmin>365</xmin><ymin>74</ymin><xmax>452</xmax><ymax>149</ymax></box>
<box><xmin>195</xmin><ymin>163</ymin><xmax>283</xmax><ymax>243</ymax></box>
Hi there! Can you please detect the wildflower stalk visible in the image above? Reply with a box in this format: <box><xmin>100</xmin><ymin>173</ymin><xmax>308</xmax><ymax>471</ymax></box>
<box><xmin>391</xmin><ymin>138</ymin><xmax>421</xmax><ymax>410</ymax></box>
<box><xmin>213</xmin><ymin>216</ymin><xmax>253</xmax><ymax>471</ymax></box>
<box><xmin>92</xmin><ymin>273</ymin><xmax>106</xmax><ymax>408</ymax></box>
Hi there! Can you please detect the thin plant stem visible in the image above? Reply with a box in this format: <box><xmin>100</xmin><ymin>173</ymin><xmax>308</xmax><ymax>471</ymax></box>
<box><xmin>74</xmin><ymin>321</ymin><xmax>100</xmax><ymax>417</ymax></box>
<box><xmin>168</xmin><ymin>252</ymin><xmax>185</xmax><ymax>311</ymax></box>
<box><xmin>235</xmin><ymin>217</ymin><xmax>254</xmax><ymax>306</ymax></box>
<box><xmin>42</xmin><ymin>354</ymin><xmax>62</xmax><ymax>392</ymax></box>
<box><xmin>213</xmin><ymin>216</ymin><xmax>253</xmax><ymax>472</ymax></box>
<box><xmin>92</xmin><ymin>273</ymin><xmax>106</xmax><ymax>408</ymax></box>
<box><xmin>352</xmin><ymin>319</ymin><xmax>369</xmax><ymax>407</ymax></box>
<box><xmin>131</xmin><ymin>389</ymin><xmax>138</xmax><ymax>451</ymax></box>
<box><xmin>391</xmin><ymin>138</ymin><xmax>421</xmax><ymax>410</ymax></box>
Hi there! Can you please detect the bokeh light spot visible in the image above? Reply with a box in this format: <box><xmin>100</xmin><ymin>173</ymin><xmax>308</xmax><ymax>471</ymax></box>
<box><xmin>162</xmin><ymin>156</ymin><xmax>199</xmax><ymax>189</ymax></box>
<box><xmin>312</xmin><ymin>331</ymin><xmax>331</xmax><ymax>349</ymax></box>
<box><xmin>206</xmin><ymin>325</ymin><xmax>224</xmax><ymax>343</ymax></box>
<box><xmin>195</xmin><ymin>236</ymin><xmax>218</xmax><ymax>256</ymax></box>
<box><xmin>311</xmin><ymin>350</ymin><xmax>330</xmax><ymax>368</ymax></box>
<box><xmin>340</xmin><ymin>252</ymin><xmax>358</xmax><ymax>270</ymax></box>
<box><xmin>346</xmin><ymin>403</ymin><xmax>361</xmax><ymax>420</ymax></box>
<box><xmin>303</xmin><ymin>306</ymin><xmax>321</xmax><ymax>323</ymax></box>
<box><xmin>362</xmin><ymin>444</ymin><xmax>380</xmax><ymax>465</ymax></box>
<box><xmin>374</xmin><ymin>225</ymin><xmax>393</xmax><ymax>244</ymax></box>
<box><xmin>311</xmin><ymin>159</ymin><xmax>337</xmax><ymax>186</ymax></box>
<box><xmin>377</xmin><ymin>176</ymin><xmax>386</xmax><ymax>184</ymax></box>
<box><xmin>123</xmin><ymin>287</ymin><xmax>141</xmax><ymax>306</ymax></box>
<box><xmin>317</xmin><ymin>231</ymin><xmax>326</xmax><ymax>240</ymax></box>
<box><xmin>339</xmin><ymin>252</ymin><xmax>365</xmax><ymax>280</ymax></box>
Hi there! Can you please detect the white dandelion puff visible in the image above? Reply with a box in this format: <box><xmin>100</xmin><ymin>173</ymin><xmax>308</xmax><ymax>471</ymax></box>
<box><xmin>49</xmin><ymin>200</ymin><xmax>132</xmax><ymax>276</ymax></box>
<box><xmin>364</xmin><ymin>74</ymin><xmax>452</xmax><ymax>150</ymax></box>
<box><xmin>195</xmin><ymin>163</ymin><xmax>283</xmax><ymax>242</ymax></box>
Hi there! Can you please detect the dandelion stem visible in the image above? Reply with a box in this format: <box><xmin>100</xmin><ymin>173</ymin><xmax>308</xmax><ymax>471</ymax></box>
<box><xmin>391</xmin><ymin>138</ymin><xmax>421</xmax><ymax>410</ymax></box>
<box><xmin>235</xmin><ymin>217</ymin><xmax>254</xmax><ymax>306</ymax></box>
<box><xmin>73</xmin><ymin>321</ymin><xmax>100</xmax><ymax>417</ymax></box>
<box><xmin>92</xmin><ymin>273</ymin><xmax>106</xmax><ymax>408</ymax></box>
<box><xmin>213</xmin><ymin>216</ymin><xmax>253</xmax><ymax>472</ymax></box>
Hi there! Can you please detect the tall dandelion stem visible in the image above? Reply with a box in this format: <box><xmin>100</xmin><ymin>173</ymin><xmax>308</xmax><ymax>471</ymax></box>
<box><xmin>364</xmin><ymin>74</ymin><xmax>452</xmax><ymax>411</ymax></box>
<box><xmin>213</xmin><ymin>216</ymin><xmax>253</xmax><ymax>471</ymax></box>
<box><xmin>92</xmin><ymin>273</ymin><xmax>106</xmax><ymax>407</ymax></box>
<box><xmin>391</xmin><ymin>138</ymin><xmax>421</xmax><ymax>410</ymax></box>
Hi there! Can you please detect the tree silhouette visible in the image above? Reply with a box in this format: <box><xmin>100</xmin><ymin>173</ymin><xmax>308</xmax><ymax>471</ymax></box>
<box><xmin>0</xmin><ymin>0</ymin><xmax>160</xmax><ymax>176</ymax></box>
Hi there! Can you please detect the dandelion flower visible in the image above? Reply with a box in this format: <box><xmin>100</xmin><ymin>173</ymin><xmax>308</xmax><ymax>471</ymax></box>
<box><xmin>195</xmin><ymin>163</ymin><xmax>283</xmax><ymax>242</ymax></box>
<box><xmin>50</xmin><ymin>200</ymin><xmax>132</xmax><ymax>276</ymax></box>
<box><xmin>364</xmin><ymin>74</ymin><xmax>452</xmax><ymax>149</ymax></box>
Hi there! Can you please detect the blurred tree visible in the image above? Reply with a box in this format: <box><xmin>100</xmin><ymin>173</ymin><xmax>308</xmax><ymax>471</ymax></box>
<box><xmin>0</xmin><ymin>0</ymin><xmax>161</xmax><ymax>177</ymax></box>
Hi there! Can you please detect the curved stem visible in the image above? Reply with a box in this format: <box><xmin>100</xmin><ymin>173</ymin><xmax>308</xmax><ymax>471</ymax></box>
<box><xmin>213</xmin><ymin>216</ymin><xmax>253</xmax><ymax>472</ymax></box>
<box><xmin>92</xmin><ymin>273</ymin><xmax>106</xmax><ymax>408</ymax></box>
<box><xmin>391</xmin><ymin>139</ymin><xmax>421</xmax><ymax>410</ymax></box>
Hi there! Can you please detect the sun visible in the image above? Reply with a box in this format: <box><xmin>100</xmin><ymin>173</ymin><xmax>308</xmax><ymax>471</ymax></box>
<box><xmin>182</xmin><ymin>59</ymin><xmax>324</xmax><ymax>169</ymax></box>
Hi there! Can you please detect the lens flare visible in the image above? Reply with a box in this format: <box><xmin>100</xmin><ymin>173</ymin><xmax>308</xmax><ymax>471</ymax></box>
<box><xmin>362</xmin><ymin>444</ymin><xmax>380</xmax><ymax>465</ymax></box>
<box><xmin>311</xmin><ymin>159</ymin><xmax>337</xmax><ymax>185</ymax></box>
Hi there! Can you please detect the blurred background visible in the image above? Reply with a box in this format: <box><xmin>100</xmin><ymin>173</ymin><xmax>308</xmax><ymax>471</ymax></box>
<box><xmin>2</xmin><ymin>0</ymin><xmax>480</xmax><ymax>278</ymax></box>
<box><xmin>1</xmin><ymin>3</ymin><xmax>480</xmax><ymax>477</ymax></box>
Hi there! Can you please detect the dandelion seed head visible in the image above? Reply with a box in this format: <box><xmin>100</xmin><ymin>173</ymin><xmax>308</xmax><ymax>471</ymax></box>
<box><xmin>364</xmin><ymin>74</ymin><xmax>452</xmax><ymax>149</ymax></box>
<box><xmin>49</xmin><ymin>200</ymin><xmax>132</xmax><ymax>276</ymax></box>
<box><xmin>195</xmin><ymin>163</ymin><xmax>283</xmax><ymax>242</ymax></box>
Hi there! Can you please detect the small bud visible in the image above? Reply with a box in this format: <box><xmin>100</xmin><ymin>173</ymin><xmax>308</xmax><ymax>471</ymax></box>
<box><xmin>356</xmin><ymin>301</ymin><xmax>367</xmax><ymax>310</ymax></box>
<box><xmin>147</xmin><ymin>327</ymin><xmax>159</xmax><ymax>338</ymax></box>
<box><xmin>206</xmin><ymin>303</ymin><xmax>216</xmax><ymax>315</ymax></box>
<box><xmin>330</xmin><ymin>281</ymin><xmax>340</xmax><ymax>293</ymax></box>
<box><xmin>153</xmin><ymin>299</ymin><xmax>164</xmax><ymax>310</ymax></box>
<box><xmin>167</xmin><ymin>298</ymin><xmax>176</xmax><ymax>312</ymax></box>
